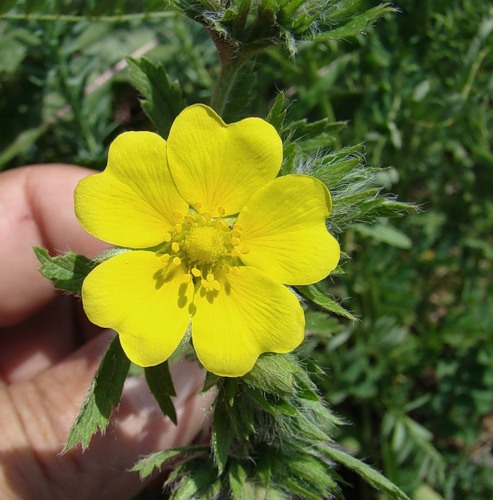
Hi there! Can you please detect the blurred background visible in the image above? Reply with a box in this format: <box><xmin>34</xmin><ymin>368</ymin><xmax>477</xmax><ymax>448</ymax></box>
<box><xmin>1</xmin><ymin>0</ymin><xmax>492</xmax><ymax>497</ymax></box>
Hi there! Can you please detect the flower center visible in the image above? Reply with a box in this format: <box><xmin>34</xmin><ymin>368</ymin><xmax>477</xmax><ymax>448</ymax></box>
<box><xmin>183</xmin><ymin>226</ymin><xmax>226</xmax><ymax>265</ymax></box>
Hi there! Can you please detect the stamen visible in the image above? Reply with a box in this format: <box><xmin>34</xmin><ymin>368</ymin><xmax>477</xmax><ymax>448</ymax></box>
<box><xmin>175</xmin><ymin>223</ymin><xmax>183</xmax><ymax>233</ymax></box>
<box><xmin>230</xmin><ymin>249</ymin><xmax>239</xmax><ymax>258</ymax></box>
<box><xmin>206</xmin><ymin>273</ymin><xmax>215</xmax><ymax>282</ymax></box>
<box><xmin>232</xmin><ymin>266</ymin><xmax>240</xmax><ymax>276</ymax></box>
<box><xmin>231</xmin><ymin>237</ymin><xmax>240</xmax><ymax>246</ymax></box>
<box><xmin>233</xmin><ymin>223</ymin><xmax>243</xmax><ymax>231</ymax></box>
<box><xmin>191</xmin><ymin>267</ymin><xmax>201</xmax><ymax>277</ymax></box>
<box><xmin>184</xmin><ymin>215</ymin><xmax>194</xmax><ymax>223</ymax></box>
<box><xmin>172</xmin><ymin>256</ymin><xmax>181</xmax><ymax>266</ymax></box>
<box><xmin>163</xmin><ymin>232</ymin><xmax>172</xmax><ymax>242</ymax></box>
<box><xmin>203</xmin><ymin>211</ymin><xmax>212</xmax><ymax>220</ymax></box>
<box><xmin>232</xmin><ymin>229</ymin><xmax>241</xmax><ymax>238</ymax></box>
<box><xmin>172</xmin><ymin>242</ymin><xmax>180</xmax><ymax>253</ymax></box>
<box><xmin>161</xmin><ymin>253</ymin><xmax>170</xmax><ymax>262</ymax></box>
<box><xmin>183</xmin><ymin>273</ymin><xmax>192</xmax><ymax>284</ymax></box>
<box><xmin>223</xmin><ymin>264</ymin><xmax>231</xmax><ymax>273</ymax></box>
<box><xmin>212</xmin><ymin>280</ymin><xmax>221</xmax><ymax>291</ymax></box>
<box><xmin>173</xmin><ymin>210</ymin><xmax>183</xmax><ymax>219</ymax></box>
<box><xmin>218</xmin><ymin>206</ymin><xmax>226</xmax><ymax>216</ymax></box>
<box><xmin>193</xmin><ymin>202</ymin><xmax>202</xmax><ymax>211</ymax></box>
<box><xmin>240</xmin><ymin>246</ymin><xmax>250</xmax><ymax>254</ymax></box>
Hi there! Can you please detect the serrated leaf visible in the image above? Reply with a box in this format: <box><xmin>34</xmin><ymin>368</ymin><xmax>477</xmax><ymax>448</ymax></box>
<box><xmin>144</xmin><ymin>360</ymin><xmax>177</xmax><ymax>424</ymax></box>
<box><xmin>297</xmin><ymin>283</ymin><xmax>358</xmax><ymax>321</ymax></box>
<box><xmin>127</xmin><ymin>56</ymin><xmax>186</xmax><ymax>137</ymax></box>
<box><xmin>313</xmin><ymin>4</ymin><xmax>396</xmax><ymax>41</ymax></box>
<box><xmin>34</xmin><ymin>247</ymin><xmax>95</xmax><ymax>295</ymax></box>
<box><xmin>64</xmin><ymin>336</ymin><xmax>130</xmax><ymax>451</ymax></box>
<box><xmin>320</xmin><ymin>445</ymin><xmax>410</xmax><ymax>500</ymax></box>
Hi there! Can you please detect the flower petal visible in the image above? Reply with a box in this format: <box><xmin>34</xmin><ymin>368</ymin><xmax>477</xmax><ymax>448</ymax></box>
<box><xmin>82</xmin><ymin>251</ymin><xmax>193</xmax><ymax>366</ymax></box>
<box><xmin>167</xmin><ymin>104</ymin><xmax>282</xmax><ymax>216</ymax></box>
<box><xmin>75</xmin><ymin>132</ymin><xmax>188</xmax><ymax>248</ymax></box>
<box><xmin>236</xmin><ymin>174</ymin><xmax>340</xmax><ymax>285</ymax></box>
<box><xmin>192</xmin><ymin>266</ymin><xmax>304</xmax><ymax>377</ymax></box>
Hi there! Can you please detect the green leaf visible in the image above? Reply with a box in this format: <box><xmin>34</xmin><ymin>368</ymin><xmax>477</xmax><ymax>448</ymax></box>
<box><xmin>34</xmin><ymin>247</ymin><xmax>95</xmax><ymax>295</ymax></box>
<box><xmin>320</xmin><ymin>445</ymin><xmax>410</xmax><ymax>500</ymax></box>
<box><xmin>127</xmin><ymin>56</ymin><xmax>186</xmax><ymax>137</ymax></box>
<box><xmin>64</xmin><ymin>336</ymin><xmax>130</xmax><ymax>451</ymax></box>
<box><xmin>352</xmin><ymin>222</ymin><xmax>412</xmax><ymax>249</ymax></box>
<box><xmin>267</xmin><ymin>91</ymin><xmax>288</xmax><ymax>132</ymax></box>
<box><xmin>313</xmin><ymin>4</ymin><xmax>396</xmax><ymax>41</ymax></box>
<box><xmin>0</xmin><ymin>0</ymin><xmax>16</xmax><ymax>16</ymax></box>
<box><xmin>229</xmin><ymin>462</ymin><xmax>257</xmax><ymax>500</ymax></box>
<box><xmin>242</xmin><ymin>354</ymin><xmax>297</xmax><ymax>394</ymax></box>
<box><xmin>212</xmin><ymin>397</ymin><xmax>235</xmax><ymax>474</ymax></box>
<box><xmin>131</xmin><ymin>445</ymin><xmax>209</xmax><ymax>479</ymax></box>
<box><xmin>296</xmin><ymin>283</ymin><xmax>358</xmax><ymax>321</ymax></box>
<box><xmin>144</xmin><ymin>360</ymin><xmax>177</xmax><ymax>424</ymax></box>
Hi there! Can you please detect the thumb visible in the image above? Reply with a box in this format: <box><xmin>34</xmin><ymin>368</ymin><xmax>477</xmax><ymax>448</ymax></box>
<box><xmin>0</xmin><ymin>331</ymin><xmax>214</xmax><ymax>499</ymax></box>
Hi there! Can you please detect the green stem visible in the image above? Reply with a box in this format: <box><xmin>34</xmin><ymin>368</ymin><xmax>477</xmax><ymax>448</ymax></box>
<box><xmin>209</xmin><ymin>60</ymin><xmax>243</xmax><ymax>116</ymax></box>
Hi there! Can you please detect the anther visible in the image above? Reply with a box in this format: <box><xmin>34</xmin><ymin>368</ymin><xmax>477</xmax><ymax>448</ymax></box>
<box><xmin>212</xmin><ymin>280</ymin><xmax>221</xmax><ymax>291</ymax></box>
<box><xmin>232</xmin><ymin>266</ymin><xmax>240</xmax><ymax>276</ymax></box>
<box><xmin>233</xmin><ymin>223</ymin><xmax>243</xmax><ymax>231</ymax></box>
<box><xmin>161</xmin><ymin>253</ymin><xmax>170</xmax><ymax>262</ymax></box>
<box><xmin>193</xmin><ymin>202</ymin><xmax>202</xmax><ymax>211</ymax></box>
<box><xmin>183</xmin><ymin>273</ymin><xmax>192</xmax><ymax>284</ymax></box>
<box><xmin>231</xmin><ymin>237</ymin><xmax>240</xmax><ymax>246</ymax></box>
<box><xmin>218</xmin><ymin>206</ymin><xmax>226</xmax><ymax>216</ymax></box>
<box><xmin>172</xmin><ymin>242</ymin><xmax>180</xmax><ymax>253</ymax></box>
<box><xmin>173</xmin><ymin>210</ymin><xmax>183</xmax><ymax>219</ymax></box>
<box><xmin>163</xmin><ymin>232</ymin><xmax>172</xmax><ymax>242</ymax></box>
<box><xmin>203</xmin><ymin>211</ymin><xmax>212</xmax><ymax>220</ymax></box>
<box><xmin>175</xmin><ymin>223</ymin><xmax>182</xmax><ymax>233</ymax></box>
<box><xmin>230</xmin><ymin>249</ymin><xmax>239</xmax><ymax>258</ymax></box>
<box><xmin>240</xmin><ymin>246</ymin><xmax>250</xmax><ymax>254</ymax></box>
<box><xmin>232</xmin><ymin>229</ymin><xmax>241</xmax><ymax>238</ymax></box>
<box><xmin>184</xmin><ymin>215</ymin><xmax>194</xmax><ymax>223</ymax></box>
<box><xmin>206</xmin><ymin>273</ymin><xmax>215</xmax><ymax>282</ymax></box>
<box><xmin>191</xmin><ymin>267</ymin><xmax>201</xmax><ymax>277</ymax></box>
<box><xmin>172</xmin><ymin>256</ymin><xmax>181</xmax><ymax>266</ymax></box>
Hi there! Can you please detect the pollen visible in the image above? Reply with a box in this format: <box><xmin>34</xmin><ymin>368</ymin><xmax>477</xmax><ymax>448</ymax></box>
<box><xmin>172</xmin><ymin>256</ymin><xmax>181</xmax><ymax>266</ymax></box>
<box><xmin>183</xmin><ymin>225</ymin><xmax>227</xmax><ymax>265</ymax></box>
<box><xmin>163</xmin><ymin>232</ymin><xmax>172</xmax><ymax>242</ymax></box>
<box><xmin>172</xmin><ymin>242</ymin><xmax>180</xmax><ymax>253</ymax></box>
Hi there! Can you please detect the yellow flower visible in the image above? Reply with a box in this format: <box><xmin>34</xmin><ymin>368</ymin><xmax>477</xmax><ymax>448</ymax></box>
<box><xmin>75</xmin><ymin>104</ymin><xmax>340</xmax><ymax>377</ymax></box>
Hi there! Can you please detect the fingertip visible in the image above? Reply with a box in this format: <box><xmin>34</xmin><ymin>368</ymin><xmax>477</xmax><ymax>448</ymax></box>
<box><xmin>0</xmin><ymin>164</ymin><xmax>108</xmax><ymax>326</ymax></box>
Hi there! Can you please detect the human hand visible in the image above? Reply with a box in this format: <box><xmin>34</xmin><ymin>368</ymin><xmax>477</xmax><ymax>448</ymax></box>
<box><xmin>0</xmin><ymin>165</ymin><xmax>212</xmax><ymax>499</ymax></box>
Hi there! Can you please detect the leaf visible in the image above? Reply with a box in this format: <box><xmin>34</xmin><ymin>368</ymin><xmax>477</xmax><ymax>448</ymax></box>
<box><xmin>211</xmin><ymin>398</ymin><xmax>235</xmax><ymax>474</ymax></box>
<box><xmin>64</xmin><ymin>336</ymin><xmax>130</xmax><ymax>451</ymax></box>
<box><xmin>352</xmin><ymin>222</ymin><xmax>412</xmax><ymax>249</ymax></box>
<box><xmin>242</xmin><ymin>354</ymin><xmax>298</xmax><ymax>394</ymax></box>
<box><xmin>34</xmin><ymin>247</ymin><xmax>96</xmax><ymax>295</ymax></box>
<box><xmin>144</xmin><ymin>361</ymin><xmax>177</xmax><ymax>424</ymax></box>
<box><xmin>320</xmin><ymin>445</ymin><xmax>410</xmax><ymax>500</ymax></box>
<box><xmin>313</xmin><ymin>4</ymin><xmax>397</xmax><ymax>41</ymax></box>
<box><xmin>131</xmin><ymin>445</ymin><xmax>209</xmax><ymax>479</ymax></box>
<box><xmin>127</xmin><ymin>56</ymin><xmax>186</xmax><ymax>137</ymax></box>
<box><xmin>0</xmin><ymin>0</ymin><xmax>16</xmax><ymax>16</ymax></box>
<box><xmin>0</xmin><ymin>125</ymin><xmax>47</xmax><ymax>171</ymax></box>
<box><xmin>267</xmin><ymin>91</ymin><xmax>288</xmax><ymax>132</ymax></box>
<box><xmin>296</xmin><ymin>283</ymin><xmax>358</xmax><ymax>321</ymax></box>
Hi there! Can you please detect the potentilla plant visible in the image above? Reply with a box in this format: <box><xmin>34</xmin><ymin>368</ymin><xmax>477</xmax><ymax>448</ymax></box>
<box><xmin>36</xmin><ymin>1</ymin><xmax>412</xmax><ymax>498</ymax></box>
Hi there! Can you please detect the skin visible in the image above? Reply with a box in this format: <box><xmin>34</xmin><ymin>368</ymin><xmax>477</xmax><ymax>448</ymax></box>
<box><xmin>0</xmin><ymin>165</ymin><xmax>213</xmax><ymax>499</ymax></box>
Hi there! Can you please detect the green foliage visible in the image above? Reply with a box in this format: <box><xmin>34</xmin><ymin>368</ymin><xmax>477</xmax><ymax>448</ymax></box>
<box><xmin>144</xmin><ymin>361</ymin><xmax>178</xmax><ymax>425</ymax></box>
<box><xmin>136</xmin><ymin>354</ymin><xmax>408</xmax><ymax>499</ymax></box>
<box><xmin>127</xmin><ymin>57</ymin><xmax>186</xmax><ymax>137</ymax></box>
<box><xmin>34</xmin><ymin>246</ymin><xmax>95</xmax><ymax>294</ymax></box>
<box><xmin>64</xmin><ymin>336</ymin><xmax>130</xmax><ymax>451</ymax></box>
